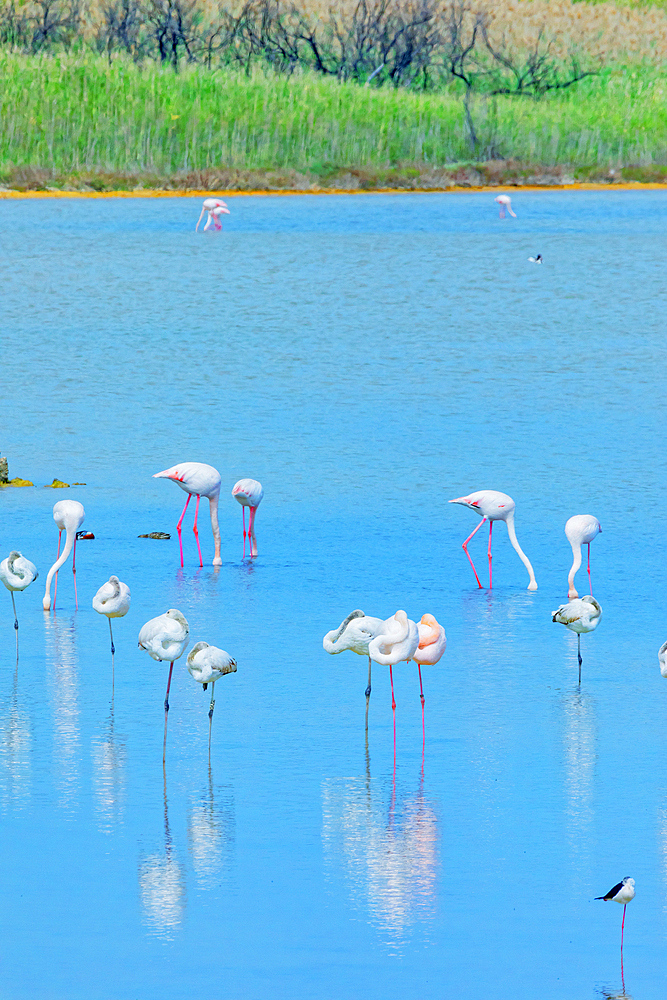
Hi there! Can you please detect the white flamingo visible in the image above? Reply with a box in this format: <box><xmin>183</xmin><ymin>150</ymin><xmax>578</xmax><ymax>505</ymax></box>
<box><xmin>138</xmin><ymin>609</ymin><xmax>190</xmax><ymax>762</ymax></box>
<box><xmin>323</xmin><ymin>610</ymin><xmax>386</xmax><ymax>726</ymax></box>
<box><xmin>232</xmin><ymin>479</ymin><xmax>263</xmax><ymax>558</ymax></box>
<box><xmin>368</xmin><ymin>611</ymin><xmax>419</xmax><ymax>758</ymax></box>
<box><xmin>153</xmin><ymin>462</ymin><xmax>222</xmax><ymax>568</ymax></box>
<box><xmin>565</xmin><ymin>514</ymin><xmax>601</xmax><ymax>598</ymax></box>
<box><xmin>195</xmin><ymin>198</ymin><xmax>230</xmax><ymax>232</ymax></box>
<box><xmin>0</xmin><ymin>551</ymin><xmax>38</xmax><ymax>659</ymax></box>
<box><xmin>43</xmin><ymin>500</ymin><xmax>85</xmax><ymax>611</ymax></box>
<box><xmin>495</xmin><ymin>194</ymin><xmax>516</xmax><ymax>219</ymax></box>
<box><xmin>93</xmin><ymin>576</ymin><xmax>131</xmax><ymax>676</ymax></box>
<box><xmin>552</xmin><ymin>596</ymin><xmax>602</xmax><ymax>684</ymax></box>
<box><xmin>449</xmin><ymin>490</ymin><xmax>538</xmax><ymax>591</ymax></box>
<box><xmin>187</xmin><ymin>642</ymin><xmax>237</xmax><ymax>751</ymax></box>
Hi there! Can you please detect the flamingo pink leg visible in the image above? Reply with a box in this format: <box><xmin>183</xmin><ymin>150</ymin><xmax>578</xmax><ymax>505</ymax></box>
<box><xmin>192</xmin><ymin>494</ymin><xmax>203</xmax><ymax>568</ymax></box>
<box><xmin>418</xmin><ymin>664</ymin><xmax>425</xmax><ymax>746</ymax></box>
<box><xmin>587</xmin><ymin>542</ymin><xmax>592</xmax><ymax>594</ymax></box>
<box><xmin>53</xmin><ymin>530</ymin><xmax>62</xmax><ymax>611</ymax></box>
<box><xmin>176</xmin><ymin>494</ymin><xmax>192</xmax><ymax>568</ymax></box>
<box><xmin>488</xmin><ymin>520</ymin><xmax>493</xmax><ymax>589</ymax></box>
<box><xmin>242</xmin><ymin>506</ymin><xmax>247</xmax><ymax>559</ymax></box>
<box><xmin>163</xmin><ymin>662</ymin><xmax>174</xmax><ymax>764</ymax></box>
<box><xmin>461</xmin><ymin>517</ymin><xmax>487</xmax><ymax>588</ymax></box>
<box><xmin>390</xmin><ymin>665</ymin><xmax>396</xmax><ymax>773</ymax></box>
<box><xmin>72</xmin><ymin>536</ymin><xmax>78</xmax><ymax>610</ymax></box>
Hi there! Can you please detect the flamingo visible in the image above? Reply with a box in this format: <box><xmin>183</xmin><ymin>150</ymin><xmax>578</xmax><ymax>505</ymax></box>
<box><xmin>195</xmin><ymin>199</ymin><xmax>230</xmax><ymax>232</ymax></box>
<box><xmin>449</xmin><ymin>491</ymin><xmax>538</xmax><ymax>591</ymax></box>
<box><xmin>368</xmin><ymin>611</ymin><xmax>419</xmax><ymax>759</ymax></box>
<box><xmin>659</xmin><ymin>639</ymin><xmax>667</xmax><ymax>678</ymax></box>
<box><xmin>323</xmin><ymin>610</ymin><xmax>386</xmax><ymax>727</ymax></box>
<box><xmin>412</xmin><ymin>614</ymin><xmax>447</xmax><ymax>740</ymax></box>
<box><xmin>495</xmin><ymin>194</ymin><xmax>516</xmax><ymax>219</ymax></box>
<box><xmin>596</xmin><ymin>877</ymin><xmax>635</xmax><ymax>979</ymax></box>
<box><xmin>43</xmin><ymin>500</ymin><xmax>85</xmax><ymax>611</ymax></box>
<box><xmin>565</xmin><ymin>514</ymin><xmax>601</xmax><ymax>598</ymax></box>
<box><xmin>138</xmin><ymin>609</ymin><xmax>190</xmax><ymax>763</ymax></box>
<box><xmin>0</xmin><ymin>551</ymin><xmax>38</xmax><ymax>659</ymax></box>
<box><xmin>552</xmin><ymin>596</ymin><xmax>602</xmax><ymax>684</ymax></box>
<box><xmin>153</xmin><ymin>463</ymin><xmax>222</xmax><ymax>568</ymax></box>
<box><xmin>93</xmin><ymin>576</ymin><xmax>131</xmax><ymax>679</ymax></box>
<box><xmin>187</xmin><ymin>642</ymin><xmax>237</xmax><ymax>753</ymax></box>
<box><xmin>232</xmin><ymin>479</ymin><xmax>263</xmax><ymax>558</ymax></box>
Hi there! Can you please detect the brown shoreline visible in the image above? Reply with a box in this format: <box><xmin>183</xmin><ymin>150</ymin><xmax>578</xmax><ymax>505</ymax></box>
<box><xmin>1</xmin><ymin>182</ymin><xmax>667</xmax><ymax>198</ymax></box>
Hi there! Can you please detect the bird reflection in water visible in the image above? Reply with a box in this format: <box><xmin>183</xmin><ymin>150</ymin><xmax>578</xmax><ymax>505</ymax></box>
<box><xmin>188</xmin><ymin>765</ymin><xmax>235</xmax><ymax>890</ymax></box>
<box><xmin>92</xmin><ymin>702</ymin><xmax>126</xmax><ymax>834</ymax></box>
<box><xmin>596</xmin><ymin>986</ymin><xmax>634</xmax><ymax>1000</ymax></box>
<box><xmin>44</xmin><ymin>613</ymin><xmax>80</xmax><ymax>810</ymax></box>
<box><xmin>138</xmin><ymin>767</ymin><xmax>185</xmax><ymax>939</ymax></box>
<box><xmin>562</xmin><ymin>687</ymin><xmax>596</xmax><ymax>878</ymax></box>
<box><xmin>322</xmin><ymin>741</ymin><xmax>438</xmax><ymax>950</ymax></box>
<box><xmin>0</xmin><ymin>664</ymin><xmax>31</xmax><ymax>811</ymax></box>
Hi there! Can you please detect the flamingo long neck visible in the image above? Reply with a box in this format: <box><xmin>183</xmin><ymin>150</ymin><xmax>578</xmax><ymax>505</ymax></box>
<box><xmin>567</xmin><ymin>541</ymin><xmax>582</xmax><ymax>597</ymax></box>
<box><xmin>43</xmin><ymin>527</ymin><xmax>76</xmax><ymax>609</ymax></box>
<box><xmin>504</xmin><ymin>513</ymin><xmax>538</xmax><ymax>590</ymax></box>
<box><xmin>208</xmin><ymin>493</ymin><xmax>222</xmax><ymax>566</ymax></box>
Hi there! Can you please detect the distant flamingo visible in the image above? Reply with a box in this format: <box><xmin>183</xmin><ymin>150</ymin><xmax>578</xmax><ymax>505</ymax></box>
<box><xmin>153</xmin><ymin>463</ymin><xmax>222</xmax><ymax>568</ymax></box>
<box><xmin>0</xmin><ymin>551</ymin><xmax>38</xmax><ymax>659</ymax></box>
<box><xmin>195</xmin><ymin>199</ymin><xmax>230</xmax><ymax>232</ymax></box>
<box><xmin>565</xmin><ymin>514</ymin><xmax>601</xmax><ymax>598</ymax></box>
<box><xmin>660</xmin><ymin>640</ymin><xmax>667</xmax><ymax>678</ymax></box>
<box><xmin>93</xmin><ymin>576</ymin><xmax>131</xmax><ymax>679</ymax></box>
<box><xmin>43</xmin><ymin>500</ymin><xmax>85</xmax><ymax>611</ymax></box>
<box><xmin>449</xmin><ymin>491</ymin><xmax>538</xmax><ymax>591</ymax></box>
<box><xmin>138</xmin><ymin>609</ymin><xmax>190</xmax><ymax>763</ymax></box>
<box><xmin>495</xmin><ymin>195</ymin><xmax>516</xmax><ymax>219</ymax></box>
<box><xmin>232</xmin><ymin>479</ymin><xmax>263</xmax><ymax>558</ymax></box>
<box><xmin>323</xmin><ymin>610</ymin><xmax>386</xmax><ymax>727</ymax></box>
<box><xmin>187</xmin><ymin>642</ymin><xmax>237</xmax><ymax>753</ymax></box>
<box><xmin>412</xmin><ymin>614</ymin><xmax>447</xmax><ymax>740</ymax></box>
<box><xmin>552</xmin><ymin>596</ymin><xmax>602</xmax><ymax>684</ymax></box>
<box><xmin>368</xmin><ymin>611</ymin><xmax>419</xmax><ymax>760</ymax></box>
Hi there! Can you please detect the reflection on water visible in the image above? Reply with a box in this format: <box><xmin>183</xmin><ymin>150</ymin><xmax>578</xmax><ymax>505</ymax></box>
<box><xmin>92</xmin><ymin>705</ymin><xmax>126</xmax><ymax>834</ymax></box>
<box><xmin>322</xmin><ymin>756</ymin><xmax>437</xmax><ymax>950</ymax></box>
<box><xmin>188</xmin><ymin>766</ymin><xmax>234</xmax><ymax>890</ymax></box>
<box><xmin>596</xmin><ymin>985</ymin><xmax>634</xmax><ymax>1000</ymax></box>
<box><xmin>45</xmin><ymin>614</ymin><xmax>80</xmax><ymax>811</ymax></box>
<box><xmin>0</xmin><ymin>667</ymin><xmax>31</xmax><ymax>811</ymax></box>
<box><xmin>138</xmin><ymin>769</ymin><xmax>185</xmax><ymax>940</ymax></box>
<box><xmin>562</xmin><ymin>688</ymin><xmax>596</xmax><ymax>877</ymax></box>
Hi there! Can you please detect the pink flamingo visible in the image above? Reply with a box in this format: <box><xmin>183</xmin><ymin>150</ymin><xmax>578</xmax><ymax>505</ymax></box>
<box><xmin>565</xmin><ymin>514</ymin><xmax>601</xmax><ymax>598</ymax></box>
<box><xmin>232</xmin><ymin>479</ymin><xmax>263</xmax><ymax>558</ymax></box>
<box><xmin>412</xmin><ymin>614</ymin><xmax>447</xmax><ymax>741</ymax></box>
<box><xmin>495</xmin><ymin>194</ymin><xmax>516</xmax><ymax>219</ymax></box>
<box><xmin>43</xmin><ymin>500</ymin><xmax>85</xmax><ymax>611</ymax></box>
<box><xmin>195</xmin><ymin>199</ymin><xmax>230</xmax><ymax>232</ymax></box>
<box><xmin>449</xmin><ymin>490</ymin><xmax>538</xmax><ymax>591</ymax></box>
<box><xmin>153</xmin><ymin>463</ymin><xmax>222</xmax><ymax>568</ymax></box>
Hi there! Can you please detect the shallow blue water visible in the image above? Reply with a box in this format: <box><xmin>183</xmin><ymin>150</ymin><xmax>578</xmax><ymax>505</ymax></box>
<box><xmin>0</xmin><ymin>190</ymin><xmax>666</xmax><ymax>1000</ymax></box>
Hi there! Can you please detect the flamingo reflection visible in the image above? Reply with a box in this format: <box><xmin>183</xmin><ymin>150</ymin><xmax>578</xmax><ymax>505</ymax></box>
<box><xmin>562</xmin><ymin>688</ymin><xmax>596</xmax><ymax>877</ymax></box>
<box><xmin>45</xmin><ymin>613</ymin><xmax>80</xmax><ymax>810</ymax></box>
<box><xmin>188</xmin><ymin>766</ymin><xmax>235</xmax><ymax>890</ymax></box>
<box><xmin>322</xmin><ymin>761</ymin><xmax>437</xmax><ymax>946</ymax></box>
<box><xmin>0</xmin><ymin>666</ymin><xmax>31</xmax><ymax>810</ymax></box>
<box><xmin>138</xmin><ymin>769</ymin><xmax>185</xmax><ymax>939</ymax></box>
<box><xmin>92</xmin><ymin>705</ymin><xmax>126</xmax><ymax>834</ymax></box>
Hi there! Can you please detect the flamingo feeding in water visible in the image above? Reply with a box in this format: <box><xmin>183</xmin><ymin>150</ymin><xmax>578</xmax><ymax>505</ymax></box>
<box><xmin>187</xmin><ymin>642</ymin><xmax>237</xmax><ymax>753</ymax></box>
<box><xmin>93</xmin><ymin>576</ymin><xmax>131</xmax><ymax>677</ymax></box>
<box><xmin>552</xmin><ymin>595</ymin><xmax>602</xmax><ymax>684</ymax></box>
<box><xmin>449</xmin><ymin>491</ymin><xmax>538</xmax><ymax>591</ymax></box>
<box><xmin>323</xmin><ymin>610</ymin><xmax>386</xmax><ymax>727</ymax></box>
<box><xmin>153</xmin><ymin>462</ymin><xmax>222</xmax><ymax>568</ymax></box>
<box><xmin>565</xmin><ymin>514</ymin><xmax>601</xmax><ymax>598</ymax></box>
<box><xmin>368</xmin><ymin>611</ymin><xmax>419</xmax><ymax>759</ymax></box>
<box><xmin>138</xmin><ymin>609</ymin><xmax>190</xmax><ymax>763</ymax></box>
<box><xmin>43</xmin><ymin>500</ymin><xmax>85</xmax><ymax>611</ymax></box>
<box><xmin>232</xmin><ymin>479</ymin><xmax>263</xmax><ymax>558</ymax></box>
<box><xmin>495</xmin><ymin>195</ymin><xmax>516</xmax><ymax>218</ymax></box>
<box><xmin>195</xmin><ymin>198</ymin><xmax>230</xmax><ymax>232</ymax></box>
<box><xmin>0</xmin><ymin>551</ymin><xmax>38</xmax><ymax>659</ymax></box>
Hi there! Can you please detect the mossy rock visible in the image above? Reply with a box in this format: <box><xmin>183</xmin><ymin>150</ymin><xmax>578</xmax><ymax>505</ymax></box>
<box><xmin>0</xmin><ymin>477</ymin><xmax>34</xmax><ymax>487</ymax></box>
<box><xmin>44</xmin><ymin>479</ymin><xmax>70</xmax><ymax>488</ymax></box>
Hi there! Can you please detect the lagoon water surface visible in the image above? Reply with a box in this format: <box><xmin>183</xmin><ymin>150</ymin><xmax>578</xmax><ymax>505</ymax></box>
<box><xmin>0</xmin><ymin>191</ymin><xmax>666</xmax><ymax>999</ymax></box>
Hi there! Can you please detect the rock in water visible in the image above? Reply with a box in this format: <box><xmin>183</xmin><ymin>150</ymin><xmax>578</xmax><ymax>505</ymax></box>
<box><xmin>138</xmin><ymin>532</ymin><xmax>171</xmax><ymax>539</ymax></box>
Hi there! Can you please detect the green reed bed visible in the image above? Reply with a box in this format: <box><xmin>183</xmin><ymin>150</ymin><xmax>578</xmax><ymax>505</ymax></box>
<box><xmin>1</xmin><ymin>52</ymin><xmax>667</xmax><ymax>186</ymax></box>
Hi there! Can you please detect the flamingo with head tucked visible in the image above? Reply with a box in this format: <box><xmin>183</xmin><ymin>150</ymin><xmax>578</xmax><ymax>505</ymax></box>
<box><xmin>232</xmin><ymin>479</ymin><xmax>263</xmax><ymax>558</ymax></box>
<box><xmin>412</xmin><ymin>614</ymin><xmax>447</xmax><ymax>738</ymax></box>
<box><xmin>565</xmin><ymin>514</ymin><xmax>601</xmax><ymax>598</ymax></box>
<box><xmin>323</xmin><ymin>610</ymin><xmax>385</xmax><ymax>727</ymax></box>
<box><xmin>138</xmin><ymin>608</ymin><xmax>190</xmax><ymax>763</ymax></box>
<box><xmin>187</xmin><ymin>642</ymin><xmax>237</xmax><ymax>753</ymax></box>
<box><xmin>93</xmin><ymin>576</ymin><xmax>131</xmax><ymax>678</ymax></box>
<box><xmin>153</xmin><ymin>462</ymin><xmax>222</xmax><ymax>568</ymax></box>
<box><xmin>449</xmin><ymin>491</ymin><xmax>537</xmax><ymax>591</ymax></box>
<box><xmin>43</xmin><ymin>500</ymin><xmax>85</xmax><ymax>611</ymax></box>
<box><xmin>552</xmin><ymin>595</ymin><xmax>602</xmax><ymax>684</ymax></box>
<box><xmin>0</xmin><ymin>551</ymin><xmax>38</xmax><ymax>659</ymax></box>
<box><xmin>368</xmin><ymin>611</ymin><xmax>419</xmax><ymax>757</ymax></box>
<box><xmin>495</xmin><ymin>195</ymin><xmax>516</xmax><ymax>219</ymax></box>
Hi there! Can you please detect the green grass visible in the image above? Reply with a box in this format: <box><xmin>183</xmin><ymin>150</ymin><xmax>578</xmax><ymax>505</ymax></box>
<box><xmin>1</xmin><ymin>52</ymin><xmax>667</xmax><ymax>187</ymax></box>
